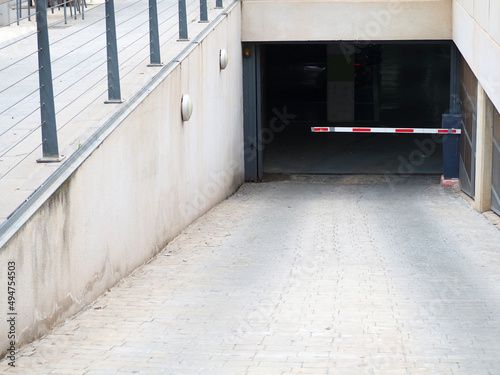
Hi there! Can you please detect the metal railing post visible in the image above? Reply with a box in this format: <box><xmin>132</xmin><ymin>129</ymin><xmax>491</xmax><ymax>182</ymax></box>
<box><xmin>178</xmin><ymin>0</ymin><xmax>188</xmax><ymax>41</ymax></box>
<box><xmin>63</xmin><ymin>0</ymin><xmax>67</xmax><ymax>24</ymax></box>
<box><xmin>199</xmin><ymin>0</ymin><xmax>208</xmax><ymax>23</ymax></box>
<box><xmin>36</xmin><ymin>0</ymin><xmax>62</xmax><ymax>162</ymax></box>
<box><xmin>16</xmin><ymin>0</ymin><xmax>20</xmax><ymax>25</ymax></box>
<box><xmin>105</xmin><ymin>0</ymin><xmax>122</xmax><ymax>103</ymax></box>
<box><xmin>148</xmin><ymin>0</ymin><xmax>162</xmax><ymax>66</ymax></box>
<box><xmin>215</xmin><ymin>0</ymin><xmax>222</xmax><ymax>9</ymax></box>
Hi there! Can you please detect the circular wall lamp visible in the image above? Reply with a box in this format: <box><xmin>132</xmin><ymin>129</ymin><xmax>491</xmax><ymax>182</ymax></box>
<box><xmin>220</xmin><ymin>49</ymin><xmax>228</xmax><ymax>70</ymax></box>
<box><xmin>181</xmin><ymin>94</ymin><xmax>193</xmax><ymax>121</ymax></box>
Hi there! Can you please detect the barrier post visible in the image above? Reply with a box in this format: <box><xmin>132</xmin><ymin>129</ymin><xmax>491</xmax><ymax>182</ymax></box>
<box><xmin>148</xmin><ymin>0</ymin><xmax>162</xmax><ymax>66</ymax></box>
<box><xmin>178</xmin><ymin>0</ymin><xmax>188</xmax><ymax>41</ymax></box>
<box><xmin>105</xmin><ymin>0</ymin><xmax>122</xmax><ymax>103</ymax></box>
<box><xmin>36</xmin><ymin>0</ymin><xmax>63</xmax><ymax>162</ymax></box>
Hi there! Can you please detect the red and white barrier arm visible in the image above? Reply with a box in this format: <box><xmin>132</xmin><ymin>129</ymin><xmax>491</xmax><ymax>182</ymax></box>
<box><xmin>311</xmin><ymin>127</ymin><xmax>461</xmax><ymax>134</ymax></box>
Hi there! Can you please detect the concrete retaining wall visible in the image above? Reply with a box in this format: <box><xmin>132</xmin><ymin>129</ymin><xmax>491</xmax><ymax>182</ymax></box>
<box><xmin>0</xmin><ymin>2</ymin><xmax>243</xmax><ymax>356</ymax></box>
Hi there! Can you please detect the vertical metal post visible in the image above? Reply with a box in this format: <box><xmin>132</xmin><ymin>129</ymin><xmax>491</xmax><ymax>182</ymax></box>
<box><xmin>215</xmin><ymin>0</ymin><xmax>222</xmax><ymax>9</ymax></box>
<box><xmin>105</xmin><ymin>0</ymin><xmax>122</xmax><ymax>103</ymax></box>
<box><xmin>442</xmin><ymin>42</ymin><xmax>462</xmax><ymax>179</ymax></box>
<box><xmin>148</xmin><ymin>0</ymin><xmax>162</xmax><ymax>66</ymax></box>
<box><xmin>36</xmin><ymin>0</ymin><xmax>62</xmax><ymax>162</ymax></box>
<box><xmin>28</xmin><ymin>0</ymin><xmax>31</xmax><ymax>21</ymax></box>
<box><xmin>63</xmin><ymin>0</ymin><xmax>67</xmax><ymax>24</ymax></box>
<box><xmin>243</xmin><ymin>43</ymin><xmax>263</xmax><ymax>181</ymax></box>
<box><xmin>75</xmin><ymin>0</ymin><xmax>80</xmax><ymax>15</ymax></box>
<box><xmin>199</xmin><ymin>0</ymin><xmax>208</xmax><ymax>22</ymax></box>
<box><xmin>16</xmin><ymin>0</ymin><xmax>20</xmax><ymax>25</ymax></box>
<box><xmin>442</xmin><ymin>114</ymin><xmax>462</xmax><ymax>178</ymax></box>
<box><xmin>450</xmin><ymin>43</ymin><xmax>461</xmax><ymax>115</ymax></box>
<box><xmin>178</xmin><ymin>0</ymin><xmax>188</xmax><ymax>41</ymax></box>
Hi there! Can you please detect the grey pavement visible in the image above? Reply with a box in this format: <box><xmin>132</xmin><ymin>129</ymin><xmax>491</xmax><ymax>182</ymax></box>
<box><xmin>1</xmin><ymin>174</ymin><xmax>500</xmax><ymax>374</ymax></box>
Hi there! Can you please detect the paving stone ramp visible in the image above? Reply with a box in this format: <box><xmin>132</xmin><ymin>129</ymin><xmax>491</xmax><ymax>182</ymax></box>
<box><xmin>1</xmin><ymin>175</ymin><xmax>500</xmax><ymax>375</ymax></box>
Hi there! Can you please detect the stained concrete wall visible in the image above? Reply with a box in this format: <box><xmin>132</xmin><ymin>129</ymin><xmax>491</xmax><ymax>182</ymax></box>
<box><xmin>0</xmin><ymin>3</ymin><xmax>243</xmax><ymax>356</ymax></box>
<box><xmin>241</xmin><ymin>0</ymin><xmax>452</xmax><ymax>42</ymax></box>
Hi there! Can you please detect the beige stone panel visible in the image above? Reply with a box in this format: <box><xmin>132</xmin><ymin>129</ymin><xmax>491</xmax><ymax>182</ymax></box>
<box><xmin>462</xmin><ymin>0</ymin><xmax>474</xmax><ymax>15</ymax></box>
<box><xmin>454</xmin><ymin>0</ymin><xmax>500</xmax><ymax>113</ymax></box>
<box><xmin>490</xmin><ymin>0</ymin><xmax>500</xmax><ymax>45</ymax></box>
<box><xmin>474</xmin><ymin>83</ymin><xmax>493</xmax><ymax>212</ymax></box>
<box><xmin>474</xmin><ymin>0</ymin><xmax>490</xmax><ymax>31</ymax></box>
<box><xmin>242</xmin><ymin>0</ymin><xmax>452</xmax><ymax>41</ymax></box>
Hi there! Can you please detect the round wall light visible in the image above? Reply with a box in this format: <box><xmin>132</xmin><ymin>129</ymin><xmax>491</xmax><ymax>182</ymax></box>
<box><xmin>220</xmin><ymin>49</ymin><xmax>228</xmax><ymax>70</ymax></box>
<box><xmin>181</xmin><ymin>94</ymin><xmax>193</xmax><ymax>121</ymax></box>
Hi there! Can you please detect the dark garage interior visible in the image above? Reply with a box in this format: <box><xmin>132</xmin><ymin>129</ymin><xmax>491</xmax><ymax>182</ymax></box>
<box><xmin>261</xmin><ymin>42</ymin><xmax>451</xmax><ymax>174</ymax></box>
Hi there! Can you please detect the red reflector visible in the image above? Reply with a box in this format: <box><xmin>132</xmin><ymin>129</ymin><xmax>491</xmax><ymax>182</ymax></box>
<box><xmin>395</xmin><ymin>129</ymin><xmax>414</xmax><ymax>133</ymax></box>
<box><xmin>313</xmin><ymin>127</ymin><xmax>329</xmax><ymax>132</ymax></box>
<box><xmin>353</xmin><ymin>128</ymin><xmax>371</xmax><ymax>132</ymax></box>
<box><xmin>438</xmin><ymin>129</ymin><xmax>448</xmax><ymax>133</ymax></box>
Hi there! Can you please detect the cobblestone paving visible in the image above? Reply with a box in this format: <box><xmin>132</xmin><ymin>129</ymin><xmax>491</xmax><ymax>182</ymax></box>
<box><xmin>2</xmin><ymin>175</ymin><xmax>500</xmax><ymax>374</ymax></box>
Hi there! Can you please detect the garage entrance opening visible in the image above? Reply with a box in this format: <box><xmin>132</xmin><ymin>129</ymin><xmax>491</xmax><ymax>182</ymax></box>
<box><xmin>260</xmin><ymin>42</ymin><xmax>451</xmax><ymax>175</ymax></box>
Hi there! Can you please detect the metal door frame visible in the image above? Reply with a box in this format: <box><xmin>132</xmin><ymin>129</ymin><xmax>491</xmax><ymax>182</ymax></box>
<box><xmin>492</xmin><ymin>115</ymin><xmax>500</xmax><ymax>214</ymax></box>
<box><xmin>243</xmin><ymin>43</ymin><xmax>263</xmax><ymax>181</ymax></box>
<box><xmin>456</xmin><ymin>46</ymin><xmax>476</xmax><ymax>198</ymax></box>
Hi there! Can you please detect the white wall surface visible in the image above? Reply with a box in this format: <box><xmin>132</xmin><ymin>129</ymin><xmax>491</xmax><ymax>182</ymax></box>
<box><xmin>453</xmin><ymin>0</ymin><xmax>500</xmax><ymax>112</ymax></box>
<box><xmin>0</xmin><ymin>3</ymin><xmax>243</xmax><ymax>356</ymax></box>
<box><xmin>455</xmin><ymin>0</ymin><xmax>500</xmax><ymax>46</ymax></box>
<box><xmin>242</xmin><ymin>0</ymin><xmax>452</xmax><ymax>42</ymax></box>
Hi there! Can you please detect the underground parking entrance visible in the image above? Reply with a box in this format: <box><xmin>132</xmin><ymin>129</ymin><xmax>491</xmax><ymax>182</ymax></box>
<box><xmin>243</xmin><ymin>41</ymin><xmax>458</xmax><ymax>180</ymax></box>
